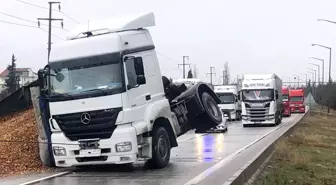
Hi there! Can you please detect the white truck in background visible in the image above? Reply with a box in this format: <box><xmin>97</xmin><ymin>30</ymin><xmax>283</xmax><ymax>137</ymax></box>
<box><xmin>240</xmin><ymin>74</ymin><xmax>283</xmax><ymax>127</ymax></box>
<box><xmin>31</xmin><ymin>12</ymin><xmax>223</xmax><ymax>169</ymax></box>
<box><xmin>214</xmin><ymin>84</ymin><xmax>242</xmax><ymax>121</ymax></box>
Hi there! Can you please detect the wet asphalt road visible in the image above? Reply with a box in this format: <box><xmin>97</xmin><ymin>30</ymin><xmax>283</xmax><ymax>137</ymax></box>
<box><xmin>31</xmin><ymin>116</ymin><xmax>297</xmax><ymax>185</ymax></box>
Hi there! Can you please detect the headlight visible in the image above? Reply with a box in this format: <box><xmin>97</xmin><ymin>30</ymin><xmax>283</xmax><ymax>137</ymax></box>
<box><xmin>53</xmin><ymin>146</ymin><xmax>66</xmax><ymax>156</ymax></box>
<box><xmin>116</xmin><ymin>142</ymin><xmax>132</xmax><ymax>152</ymax></box>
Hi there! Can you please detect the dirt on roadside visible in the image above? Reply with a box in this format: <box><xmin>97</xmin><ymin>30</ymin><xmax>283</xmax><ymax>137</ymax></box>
<box><xmin>253</xmin><ymin>109</ymin><xmax>336</xmax><ymax>185</ymax></box>
<box><xmin>0</xmin><ymin>109</ymin><xmax>52</xmax><ymax>178</ymax></box>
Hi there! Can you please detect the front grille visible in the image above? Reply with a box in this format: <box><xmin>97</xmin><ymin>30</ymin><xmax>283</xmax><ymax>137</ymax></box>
<box><xmin>246</xmin><ymin>108</ymin><xmax>270</xmax><ymax>121</ymax></box>
<box><xmin>53</xmin><ymin>108</ymin><xmax>122</xmax><ymax>141</ymax></box>
<box><xmin>244</xmin><ymin>102</ymin><xmax>271</xmax><ymax>122</ymax></box>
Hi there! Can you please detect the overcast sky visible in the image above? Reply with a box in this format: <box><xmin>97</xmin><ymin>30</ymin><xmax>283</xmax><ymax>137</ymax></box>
<box><xmin>1</xmin><ymin>0</ymin><xmax>336</xmax><ymax>84</ymax></box>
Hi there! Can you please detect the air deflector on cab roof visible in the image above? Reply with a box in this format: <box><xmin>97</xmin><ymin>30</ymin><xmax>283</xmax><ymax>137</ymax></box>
<box><xmin>67</xmin><ymin>12</ymin><xmax>155</xmax><ymax>40</ymax></box>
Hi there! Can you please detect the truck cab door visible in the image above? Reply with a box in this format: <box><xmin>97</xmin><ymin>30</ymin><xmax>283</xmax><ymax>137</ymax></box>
<box><xmin>124</xmin><ymin>56</ymin><xmax>150</xmax><ymax>120</ymax></box>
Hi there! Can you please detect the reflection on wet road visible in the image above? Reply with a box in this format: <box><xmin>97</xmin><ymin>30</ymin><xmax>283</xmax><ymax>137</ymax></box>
<box><xmin>32</xmin><ymin>116</ymin><xmax>298</xmax><ymax>185</ymax></box>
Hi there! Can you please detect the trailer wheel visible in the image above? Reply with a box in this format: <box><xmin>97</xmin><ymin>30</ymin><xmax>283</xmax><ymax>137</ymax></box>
<box><xmin>148</xmin><ymin>126</ymin><xmax>171</xmax><ymax>169</ymax></box>
<box><xmin>201</xmin><ymin>93</ymin><xmax>222</xmax><ymax>123</ymax></box>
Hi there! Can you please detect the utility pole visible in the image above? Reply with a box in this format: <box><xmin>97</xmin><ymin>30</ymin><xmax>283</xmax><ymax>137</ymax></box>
<box><xmin>178</xmin><ymin>56</ymin><xmax>190</xmax><ymax>79</ymax></box>
<box><xmin>38</xmin><ymin>2</ymin><xmax>63</xmax><ymax>62</ymax></box>
<box><xmin>220</xmin><ymin>72</ymin><xmax>225</xmax><ymax>85</ymax></box>
<box><xmin>207</xmin><ymin>67</ymin><xmax>216</xmax><ymax>85</ymax></box>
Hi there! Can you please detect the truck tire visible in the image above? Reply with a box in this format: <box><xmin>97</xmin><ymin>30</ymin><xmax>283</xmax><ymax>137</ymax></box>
<box><xmin>201</xmin><ymin>93</ymin><xmax>222</xmax><ymax>123</ymax></box>
<box><xmin>148</xmin><ymin>126</ymin><xmax>171</xmax><ymax>169</ymax></box>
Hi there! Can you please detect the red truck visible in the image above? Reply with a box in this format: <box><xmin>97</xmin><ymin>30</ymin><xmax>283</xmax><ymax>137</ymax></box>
<box><xmin>289</xmin><ymin>89</ymin><xmax>305</xmax><ymax>113</ymax></box>
<box><xmin>282</xmin><ymin>86</ymin><xmax>291</xmax><ymax>117</ymax></box>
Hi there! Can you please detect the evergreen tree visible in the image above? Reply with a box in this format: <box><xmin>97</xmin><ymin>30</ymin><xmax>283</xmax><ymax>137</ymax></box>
<box><xmin>187</xmin><ymin>69</ymin><xmax>193</xmax><ymax>78</ymax></box>
<box><xmin>5</xmin><ymin>54</ymin><xmax>19</xmax><ymax>93</ymax></box>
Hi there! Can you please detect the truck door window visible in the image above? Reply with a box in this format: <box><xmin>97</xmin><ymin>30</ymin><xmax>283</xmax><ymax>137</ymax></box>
<box><xmin>125</xmin><ymin>57</ymin><xmax>146</xmax><ymax>89</ymax></box>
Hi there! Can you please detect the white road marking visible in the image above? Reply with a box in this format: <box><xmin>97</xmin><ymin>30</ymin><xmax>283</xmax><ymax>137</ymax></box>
<box><xmin>18</xmin><ymin>171</ymin><xmax>71</xmax><ymax>185</ymax></box>
<box><xmin>183</xmin><ymin>114</ymin><xmax>299</xmax><ymax>185</ymax></box>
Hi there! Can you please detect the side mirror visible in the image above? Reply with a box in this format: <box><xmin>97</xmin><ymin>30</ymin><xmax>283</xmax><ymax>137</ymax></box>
<box><xmin>276</xmin><ymin>93</ymin><xmax>279</xmax><ymax>100</ymax></box>
<box><xmin>137</xmin><ymin>75</ymin><xmax>146</xmax><ymax>85</ymax></box>
<box><xmin>56</xmin><ymin>73</ymin><xmax>65</xmax><ymax>82</ymax></box>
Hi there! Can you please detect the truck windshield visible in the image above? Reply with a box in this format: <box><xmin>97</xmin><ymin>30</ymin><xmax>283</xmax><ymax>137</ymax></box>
<box><xmin>282</xmin><ymin>94</ymin><xmax>289</xmax><ymax>101</ymax></box>
<box><xmin>217</xmin><ymin>93</ymin><xmax>235</xmax><ymax>104</ymax></box>
<box><xmin>242</xmin><ymin>89</ymin><xmax>274</xmax><ymax>101</ymax></box>
<box><xmin>49</xmin><ymin>53</ymin><xmax>123</xmax><ymax>98</ymax></box>
<box><xmin>290</xmin><ymin>96</ymin><xmax>303</xmax><ymax>102</ymax></box>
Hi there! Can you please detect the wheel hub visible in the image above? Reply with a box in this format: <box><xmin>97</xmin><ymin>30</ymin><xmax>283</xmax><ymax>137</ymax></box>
<box><xmin>158</xmin><ymin>136</ymin><xmax>168</xmax><ymax>158</ymax></box>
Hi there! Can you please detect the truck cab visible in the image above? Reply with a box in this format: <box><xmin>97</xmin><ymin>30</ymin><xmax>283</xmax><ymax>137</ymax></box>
<box><xmin>32</xmin><ymin>12</ymin><xmax>222</xmax><ymax>169</ymax></box>
<box><xmin>240</xmin><ymin>74</ymin><xmax>283</xmax><ymax>127</ymax></box>
<box><xmin>281</xmin><ymin>86</ymin><xmax>291</xmax><ymax>117</ymax></box>
<box><xmin>289</xmin><ymin>89</ymin><xmax>305</xmax><ymax>113</ymax></box>
<box><xmin>214</xmin><ymin>85</ymin><xmax>242</xmax><ymax>121</ymax></box>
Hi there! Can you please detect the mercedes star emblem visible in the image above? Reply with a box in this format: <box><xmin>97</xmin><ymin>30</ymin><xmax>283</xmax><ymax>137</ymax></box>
<box><xmin>80</xmin><ymin>113</ymin><xmax>91</xmax><ymax>124</ymax></box>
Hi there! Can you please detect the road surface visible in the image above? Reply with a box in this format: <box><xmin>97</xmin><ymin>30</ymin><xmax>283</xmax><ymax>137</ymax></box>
<box><xmin>27</xmin><ymin>114</ymin><xmax>302</xmax><ymax>185</ymax></box>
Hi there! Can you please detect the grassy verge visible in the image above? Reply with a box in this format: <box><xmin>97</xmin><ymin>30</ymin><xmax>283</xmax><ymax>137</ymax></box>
<box><xmin>253</xmin><ymin>108</ymin><xmax>336</xmax><ymax>185</ymax></box>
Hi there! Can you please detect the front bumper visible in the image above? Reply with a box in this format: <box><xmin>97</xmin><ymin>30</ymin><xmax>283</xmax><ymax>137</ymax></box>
<box><xmin>242</xmin><ymin>118</ymin><xmax>276</xmax><ymax>125</ymax></box>
<box><xmin>51</xmin><ymin>124</ymin><xmax>138</xmax><ymax>167</ymax></box>
<box><xmin>222</xmin><ymin>110</ymin><xmax>236</xmax><ymax>120</ymax></box>
<box><xmin>242</xmin><ymin>114</ymin><xmax>275</xmax><ymax>125</ymax></box>
<box><xmin>290</xmin><ymin>107</ymin><xmax>305</xmax><ymax>113</ymax></box>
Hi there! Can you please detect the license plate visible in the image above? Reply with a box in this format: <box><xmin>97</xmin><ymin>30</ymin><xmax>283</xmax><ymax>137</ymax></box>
<box><xmin>79</xmin><ymin>149</ymin><xmax>101</xmax><ymax>156</ymax></box>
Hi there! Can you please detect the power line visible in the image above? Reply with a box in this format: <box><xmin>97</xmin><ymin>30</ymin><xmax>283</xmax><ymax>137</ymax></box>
<box><xmin>157</xmin><ymin>52</ymin><xmax>180</xmax><ymax>62</ymax></box>
<box><xmin>16</xmin><ymin>0</ymin><xmax>80</xmax><ymax>24</ymax></box>
<box><xmin>0</xmin><ymin>19</ymin><xmax>37</xmax><ymax>28</ymax></box>
<box><xmin>16</xmin><ymin>0</ymin><xmax>48</xmax><ymax>10</ymax></box>
<box><xmin>40</xmin><ymin>27</ymin><xmax>65</xmax><ymax>41</ymax></box>
<box><xmin>0</xmin><ymin>19</ymin><xmax>65</xmax><ymax>41</ymax></box>
<box><xmin>0</xmin><ymin>11</ymin><xmax>66</xmax><ymax>30</ymax></box>
<box><xmin>58</xmin><ymin>11</ymin><xmax>81</xmax><ymax>24</ymax></box>
<box><xmin>0</xmin><ymin>11</ymin><xmax>36</xmax><ymax>24</ymax></box>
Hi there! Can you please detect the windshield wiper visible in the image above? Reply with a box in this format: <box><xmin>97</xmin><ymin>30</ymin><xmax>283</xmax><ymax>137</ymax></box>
<box><xmin>80</xmin><ymin>88</ymin><xmax>109</xmax><ymax>95</ymax></box>
<box><xmin>49</xmin><ymin>92</ymin><xmax>75</xmax><ymax>100</ymax></box>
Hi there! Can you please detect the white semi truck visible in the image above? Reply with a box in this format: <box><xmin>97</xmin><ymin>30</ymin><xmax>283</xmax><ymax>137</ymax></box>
<box><xmin>214</xmin><ymin>84</ymin><xmax>242</xmax><ymax>121</ymax></box>
<box><xmin>31</xmin><ymin>12</ymin><xmax>223</xmax><ymax>169</ymax></box>
<box><xmin>240</xmin><ymin>74</ymin><xmax>283</xmax><ymax>127</ymax></box>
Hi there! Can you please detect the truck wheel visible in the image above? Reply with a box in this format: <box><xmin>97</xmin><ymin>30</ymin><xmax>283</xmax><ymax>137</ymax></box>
<box><xmin>148</xmin><ymin>126</ymin><xmax>171</xmax><ymax>169</ymax></box>
<box><xmin>201</xmin><ymin>93</ymin><xmax>222</xmax><ymax>123</ymax></box>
